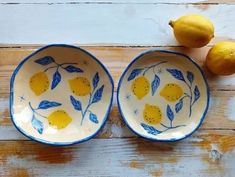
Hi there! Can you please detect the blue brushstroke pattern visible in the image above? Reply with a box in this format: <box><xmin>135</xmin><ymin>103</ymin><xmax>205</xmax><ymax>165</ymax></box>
<box><xmin>89</xmin><ymin>112</ymin><xmax>99</xmax><ymax>124</ymax></box>
<box><xmin>64</xmin><ymin>65</ymin><xmax>83</xmax><ymax>73</ymax></box>
<box><xmin>93</xmin><ymin>72</ymin><xmax>99</xmax><ymax>89</ymax></box>
<box><xmin>167</xmin><ymin>105</ymin><xmax>174</xmax><ymax>121</ymax></box>
<box><xmin>175</xmin><ymin>99</ymin><xmax>183</xmax><ymax>113</ymax></box>
<box><xmin>92</xmin><ymin>85</ymin><xmax>104</xmax><ymax>104</ymax></box>
<box><xmin>127</xmin><ymin>68</ymin><xmax>143</xmax><ymax>81</ymax></box>
<box><xmin>187</xmin><ymin>71</ymin><xmax>194</xmax><ymax>84</ymax></box>
<box><xmin>70</xmin><ymin>95</ymin><xmax>82</xmax><ymax>111</ymax></box>
<box><xmin>151</xmin><ymin>74</ymin><xmax>160</xmax><ymax>96</ymax></box>
<box><xmin>194</xmin><ymin>85</ymin><xmax>200</xmax><ymax>103</ymax></box>
<box><xmin>141</xmin><ymin>123</ymin><xmax>161</xmax><ymax>135</ymax></box>
<box><xmin>51</xmin><ymin>70</ymin><xmax>61</xmax><ymax>89</ymax></box>
<box><xmin>37</xmin><ymin>100</ymin><xmax>62</xmax><ymax>109</ymax></box>
<box><xmin>31</xmin><ymin>116</ymin><xmax>43</xmax><ymax>134</ymax></box>
<box><xmin>35</xmin><ymin>56</ymin><xmax>54</xmax><ymax>65</ymax></box>
<box><xmin>167</xmin><ymin>69</ymin><xmax>185</xmax><ymax>81</ymax></box>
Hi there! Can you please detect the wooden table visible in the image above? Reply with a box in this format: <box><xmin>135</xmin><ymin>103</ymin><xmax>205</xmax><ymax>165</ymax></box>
<box><xmin>0</xmin><ymin>1</ymin><xmax>235</xmax><ymax>177</ymax></box>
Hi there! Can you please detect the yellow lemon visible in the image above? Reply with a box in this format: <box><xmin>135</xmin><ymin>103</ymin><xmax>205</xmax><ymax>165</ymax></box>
<box><xmin>169</xmin><ymin>14</ymin><xmax>214</xmax><ymax>48</ymax></box>
<box><xmin>29</xmin><ymin>72</ymin><xmax>49</xmax><ymax>96</ymax></box>
<box><xmin>48</xmin><ymin>110</ymin><xmax>72</xmax><ymax>129</ymax></box>
<box><xmin>131</xmin><ymin>76</ymin><xmax>150</xmax><ymax>99</ymax></box>
<box><xmin>206</xmin><ymin>41</ymin><xmax>235</xmax><ymax>75</ymax></box>
<box><xmin>160</xmin><ymin>83</ymin><xmax>183</xmax><ymax>102</ymax></box>
<box><xmin>69</xmin><ymin>77</ymin><xmax>91</xmax><ymax>96</ymax></box>
<box><xmin>143</xmin><ymin>104</ymin><xmax>162</xmax><ymax>125</ymax></box>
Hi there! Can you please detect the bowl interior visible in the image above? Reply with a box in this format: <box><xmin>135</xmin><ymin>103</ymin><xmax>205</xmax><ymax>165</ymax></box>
<box><xmin>10</xmin><ymin>45</ymin><xmax>113</xmax><ymax>145</ymax></box>
<box><xmin>118</xmin><ymin>50</ymin><xmax>209</xmax><ymax>141</ymax></box>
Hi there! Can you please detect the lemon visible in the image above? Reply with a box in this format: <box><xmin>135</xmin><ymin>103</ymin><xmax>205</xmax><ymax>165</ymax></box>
<box><xmin>143</xmin><ymin>104</ymin><xmax>162</xmax><ymax>125</ymax></box>
<box><xmin>160</xmin><ymin>83</ymin><xmax>183</xmax><ymax>102</ymax></box>
<box><xmin>48</xmin><ymin>110</ymin><xmax>72</xmax><ymax>129</ymax></box>
<box><xmin>169</xmin><ymin>14</ymin><xmax>214</xmax><ymax>48</ymax></box>
<box><xmin>206</xmin><ymin>41</ymin><xmax>235</xmax><ymax>75</ymax></box>
<box><xmin>131</xmin><ymin>76</ymin><xmax>150</xmax><ymax>99</ymax></box>
<box><xmin>69</xmin><ymin>77</ymin><xmax>91</xmax><ymax>96</ymax></box>
<box><xmin>29</xmin><ymin>72</ymin><xmax>49</xmax><ymax>96</ymax></box>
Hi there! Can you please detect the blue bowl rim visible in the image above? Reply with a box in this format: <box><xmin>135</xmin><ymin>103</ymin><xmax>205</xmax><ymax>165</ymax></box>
<box><xmin>117</xmin><ymin>49</ymin><xmax>210</xmax><ymax>142</ymax></box>
<box><xmin>9</xmin><ymin>44</ymin><xmax>114</xmax><ymax>146</ymax></box>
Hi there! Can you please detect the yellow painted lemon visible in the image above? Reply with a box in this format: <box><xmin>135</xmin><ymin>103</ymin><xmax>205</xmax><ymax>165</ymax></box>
<box><xmin>48</xmin><ymin>110</ymin><xmax>72</xmax><ymax>129</ymax></box>
<box><xmin>169</xmin><ymin>14</ymin><xmax>214</xmax><ymax>48</ymax></box>
<box><xmin>69</xmin><ymin>77</ymin><xmax>91</xmax><ymax>96</ymax></box>
<box><xmin>131</xmin><ymin>76</ymin><xmax>150</xmax><ymax>99</ymax></box>
<box><xmin>160</xmin><ymin>83</ymin><xmax>183</xmax><ymax>102</ymax></box>
<box><xmin>143</xmin><ymin>104</ymin><xmax>162</xmax><ymax>125</ymax></box>
<box><xmin>206</xmin><ymin>41</ymin><xmax>235</xmax><ymax>75</ymax></box>
<box><xmin>29</xmin><ymin>72</ymin><xmax>49</xmax><ymax>96</ymax></box>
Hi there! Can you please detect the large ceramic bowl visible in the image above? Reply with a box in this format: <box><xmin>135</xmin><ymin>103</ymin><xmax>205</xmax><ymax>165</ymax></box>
<box><xmin>117</xmin><ymin>50</ymin><xmax>209</xmax><ymax>141</ymax></box>
<box><xmin>10</xmin><ymin>44</ymin><xmax>114</xmax><ymax>146</ymax></box>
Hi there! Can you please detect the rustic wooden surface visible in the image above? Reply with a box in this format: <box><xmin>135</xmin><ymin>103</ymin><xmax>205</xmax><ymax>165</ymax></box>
<box><xmin>0</xmin><ymin>0</ymin><xmax>235</xmax><ymax>177</ymax></box>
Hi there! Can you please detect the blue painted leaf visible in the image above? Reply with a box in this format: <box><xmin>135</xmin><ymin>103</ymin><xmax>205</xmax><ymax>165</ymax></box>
<box><xmin>175</xmin><ymin>99</ymin><xmax>183</xmax><ymax>113</ymax></box>
<box><xmin>187</xmin><ymin>71</ymin><xmax>194</xmax><ymax>84</ymax></box>
<box><xmin>141</xmin><ymin>123</ymin><xmax>161</xmax><ymax>135</ymax></box>
<box><xmin>31</xmin><ymin>116</ymin><xmax>43</xmax><ymax>134</ymax></box>
<box><xmin>151</xmin><ymin>75</ymin><xmax>160</xmax><ymax>96</ymax></box>
<box><xmin>93</xmin><ymin>72</ymin><xmax>99</xmax><ymax>89</ymax></box>
<box><xmin>51</xmin><ymin>70</ymin><xmax>61</xmax><ymax>89</ymax></box>
<box><xmin>70</xmin><ymin>95</ymin><xmax>82</xmax><ymax>111</ymax></box>
<box><xmin>194</xmin><ymin>85</ymin><xmax>200</xmax><ymax>103</ymax></box>
<box><xmin>166</xmin><ymin>69</ymin><xmax>185</xmax><ymax>81</ymax></box>
<box><xmin>37</xmin><ymin>100</ymin><xmax>62</xmax><ymax>109</ymax></box>
<box><xmin>167</xmin><ymin>105</ymin><xmax>174</xmax><ymax>121</ymax></box>
<box><xmin>64</xmin><ymin>65</ymin><xmax>83</xmax><ymax>73</ymax></box>
<box><xmin>35</xmin><ymin>56</ymin><xmax>54</xmax><ymax>65</ymax></box>
<box><xmin>89</xmin><ymin>112</ymin><xmax>99</xmax><ymax>124</ymax></box>
<box><xmin>92</xmin><ymin>85</ymin><xmax>104</xmax><ymax>104</ymax></box>
<box><xmin>127</xmin><ymin>68</ymin><xmax>143</xmax><ymax>81</ymax></box>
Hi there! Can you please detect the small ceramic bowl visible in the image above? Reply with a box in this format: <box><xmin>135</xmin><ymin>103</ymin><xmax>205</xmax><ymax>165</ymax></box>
<box><xmin>10</xmin><ymin>44</ymin><xmax>114</xmax><ymax>146</ymax></box>
<box><xmin>117</xmin><ymin>50</ymin><xmax>209</xmax><ymax>141</ymax></box>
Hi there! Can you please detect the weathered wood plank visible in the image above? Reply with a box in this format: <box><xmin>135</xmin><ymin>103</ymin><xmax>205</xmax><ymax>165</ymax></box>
<box><xmin>0</xmin><ymin>130</ymin><xmax>235</xmax><ymax>177</ymax></box>
<box><xmin>1</xmin><ymin>0</ymin><xmax>235</xmax><ymax>4</ymax></box>
<box><xmin>0</xmin><ymin>3</ymin><xmax>234</xmax><ymax>45</ymax></box>
<box><xmin>1</xmin><ymin>47</ymin><xmax>235</xmax><ymax>94</ymax></box>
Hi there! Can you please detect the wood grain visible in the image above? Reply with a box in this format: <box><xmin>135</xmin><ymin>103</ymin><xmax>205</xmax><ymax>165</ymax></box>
<box><xmin>0</xmin><ymin>130</ymin><xmax>235</xmax><ymax>177</ymax></box>
<box><xmin>0</xmin><ymin>3</ymin><xmax>234</xmax><ymax>45</ymax></box>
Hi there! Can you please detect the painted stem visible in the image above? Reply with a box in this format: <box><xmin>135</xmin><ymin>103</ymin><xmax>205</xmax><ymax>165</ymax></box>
<box><xmin>28</xmin><ymin>102</ymin><xmax>47</xmax><ymax>119</ymax></box>
<box><xmin>44</xmin><ymin>65</ymin><xmax>58</xmax><ymax>72</ymax></box>
<box><xmin>160</xmin><ymin>123</ymin><xmax>186</xmax><ymax>133</ymax></box>
<box><xmin>44</xmin><ymin>62</ymin><xmax>78</xmax><ymax>72</ymax></box>
<box><xmin>80</xmin><ymin>87</ymin><xmax>95</xmax><ymax>125</ymax></box>
<box><xmin>184</xmin><ymin>81</ymin><xmax>193</xmax><ymax>117</ymax></box>
<box><xmin>143</xmin><ymin>61</ymin><xmax>167</xmax><ymax>76</ymax></box>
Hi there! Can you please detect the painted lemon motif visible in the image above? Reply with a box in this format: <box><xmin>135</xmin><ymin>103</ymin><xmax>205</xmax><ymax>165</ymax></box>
<box><xmin>131</xmin><ymin>76</ymin><xmax>150</xmax><ymax>99</ymax></box>
<box><xmin>29</xmin><ymin>72</ymin><xmax>49</xmax><ymax>96</ymax></box>
<box><xmin>160</xmin><ymin>83</ymin><xmax>183</xmax><ymax>102</ymax></box>
<box><xmin>143</xmin><ymin>104</ymin><xmax>162</xmax><ymax>125</ymax></box>
<box><xmin>206</xmin><ymin>41</ymin><xmax>235</xmax><ymax>75</ymax></box>
<box><xmin>69</xmin><ymin>77</ymin><xmax>91</xmax><ymax>96</ymax></box>
<box><xmin>48</xmin><ymin>110</ymin><xmax>72</xmax><ymax>129</ymax></box>
<box><xmin>169</xmin><ymin>14</ymin><xmax>214</xmax><ymax>48</ymax></box>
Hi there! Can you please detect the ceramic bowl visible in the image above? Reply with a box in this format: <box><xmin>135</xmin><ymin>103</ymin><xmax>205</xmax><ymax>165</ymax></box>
<box><xmin>117</xmin><ymin>50</ymin><xmax>209</xmax><ymax>141</ymax></box>
<box><xmin>10</xmin><ymin>44</ymin><xmax>114</xmax><ymax>146</ymax></box>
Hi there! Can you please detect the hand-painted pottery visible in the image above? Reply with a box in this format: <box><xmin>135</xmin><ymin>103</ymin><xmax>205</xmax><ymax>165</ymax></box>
<box><xmin>10</xmin><ymin>44</ymin><xmax>114</xmax><ymax>146</ymax></box>
<box><xmin>117</xmin><ymin>50</ymin><xmax>209</xmax><ymax>141</ymax></box>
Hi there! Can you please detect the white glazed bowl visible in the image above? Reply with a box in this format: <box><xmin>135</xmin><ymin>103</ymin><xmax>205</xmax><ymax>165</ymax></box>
<box><xmin>10</xmin><ymin>44</ymin><xmax>114</xmax><ymax>146</ymax></box>
<box><xmin>117</xmin><ymin>50</ymin><xmax>209</xmax><ymax>141</ymax></box>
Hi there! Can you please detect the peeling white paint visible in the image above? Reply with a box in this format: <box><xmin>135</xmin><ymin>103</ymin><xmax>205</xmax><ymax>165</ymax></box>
<box><xmin>225</xmin><ymin>97</ymin><xmax>235</xmax><ymax>121</ymax></box>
